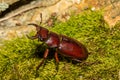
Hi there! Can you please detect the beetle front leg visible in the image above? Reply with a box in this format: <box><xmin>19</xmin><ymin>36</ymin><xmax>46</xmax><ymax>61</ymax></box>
<box><xmin>27</xmin><ymin>34</ymin><xmax>38</xmax><ymax>40</ymax></box>
<box><xmin>36</xmin><ymin>49</ymin><xmax>49</xmax><ymax>70</ymax></box>
<box><xmin>54</xmin><ymin>50</ymin><xmax>59</xmax><ymax>71</ymax></box>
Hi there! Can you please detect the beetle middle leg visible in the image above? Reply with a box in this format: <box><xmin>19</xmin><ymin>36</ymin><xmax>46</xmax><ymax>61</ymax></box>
<box><xmin>54</xmin><ymin>50</ymin><xmax>59</xmax><ymax>71</ymax></box>
<box><xmin>36</xmin><ymin>48</ymin><xmax>49</xmax><ymax>70</ymax></box>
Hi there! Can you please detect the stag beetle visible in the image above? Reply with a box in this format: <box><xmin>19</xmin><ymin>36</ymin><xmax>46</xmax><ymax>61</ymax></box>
<box><xmin>27</xmin><ymin>13</ymin><xmax>89</xmax><ymax>70</ymax></box>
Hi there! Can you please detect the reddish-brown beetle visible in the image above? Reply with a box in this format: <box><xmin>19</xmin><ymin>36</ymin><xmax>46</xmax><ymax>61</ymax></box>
<box><xmin>28</xmin><ymin>13</ymin><xmax>89</xmax><ymax>70</ymax></box>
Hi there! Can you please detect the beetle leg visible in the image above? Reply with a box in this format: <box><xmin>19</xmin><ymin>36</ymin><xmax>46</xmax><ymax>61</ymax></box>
<box><xmin>55</xmin><ymin>51</ymin><xmax>59</xmax><ymax>63</ymax></box>
<box><xmin>27</xmin><ymin>34</ymin><xmax>38</xmax><ymax>40</ymax></box>
<box><xmin>36</xmin><ymin>49</ymin><xmax>49</xmax><ymax>70</ymax></box>
<box><xmin>54</xmin><ymin>51</ymin><xmax>59</xmax><ymax>71</ymax></box>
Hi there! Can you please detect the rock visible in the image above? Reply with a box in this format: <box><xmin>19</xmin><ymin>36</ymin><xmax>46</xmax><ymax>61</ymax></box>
<box><xmin>0</xmin><ymin>0</ymin><xmax>120</xmax><ymax>42</ymax></box>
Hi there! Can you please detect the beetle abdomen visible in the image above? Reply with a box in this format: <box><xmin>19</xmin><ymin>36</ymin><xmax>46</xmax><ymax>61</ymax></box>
<box><xmin>58</xmin><ymin>35</ymin><xmax>88</xmax><ymax>61</ymax></box>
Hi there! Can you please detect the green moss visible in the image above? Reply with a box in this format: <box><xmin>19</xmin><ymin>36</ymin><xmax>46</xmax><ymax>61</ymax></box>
<box><xmin>0</xmin><ymin>10</ymin><xmax>120</xmax><ymax>80</ymax></box>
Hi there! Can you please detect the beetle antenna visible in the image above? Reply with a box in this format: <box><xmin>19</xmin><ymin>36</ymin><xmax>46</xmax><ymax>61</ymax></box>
<box><xmin>28</xmin><ymin>23</ymin><xmax>41</xmax><ymax>31</ymax></box>
<box><xmin>28</xmin><ymin>23</ymin><xmax>39</xmax><ymax>27</ymax></box>
<box><xmin>40</xmin><ymin>13</ymin><xmax>42</xmax><ymax>25</ymax></box>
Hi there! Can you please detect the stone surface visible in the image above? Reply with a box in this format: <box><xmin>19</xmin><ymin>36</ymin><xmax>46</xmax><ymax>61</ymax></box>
<box><xmin>0</xmin><ymin>0</ymin><xmax>120</xmax><ymax>42</ymax></box>
<box><xmin>0</xmin><ymin>0</ymin><xmax>18</xmax><ymax>5</ymax></box>
<box><xmin>74</xmin><ymin>0</ymin><xmax>120</xmax><ymax>27</ymax></box>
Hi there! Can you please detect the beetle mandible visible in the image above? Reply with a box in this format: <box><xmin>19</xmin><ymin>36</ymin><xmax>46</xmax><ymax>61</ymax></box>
<box><xmin>27</xmin><ymin>13</ymin><xmax>89</xmax><ymax>70</ymax></box>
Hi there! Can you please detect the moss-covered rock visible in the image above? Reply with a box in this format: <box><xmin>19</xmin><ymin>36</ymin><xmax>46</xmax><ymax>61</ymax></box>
<box><xmin>0</xmin><ymin>10</ymin><xmax>120</xmax><ymax>80</ymax></box>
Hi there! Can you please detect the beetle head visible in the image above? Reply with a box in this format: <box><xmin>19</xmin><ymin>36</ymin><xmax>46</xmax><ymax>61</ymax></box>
<box><xmin>28</xmin><ymin>23</ymin><xmax>49</xmax><ymax>41</ymax></box>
